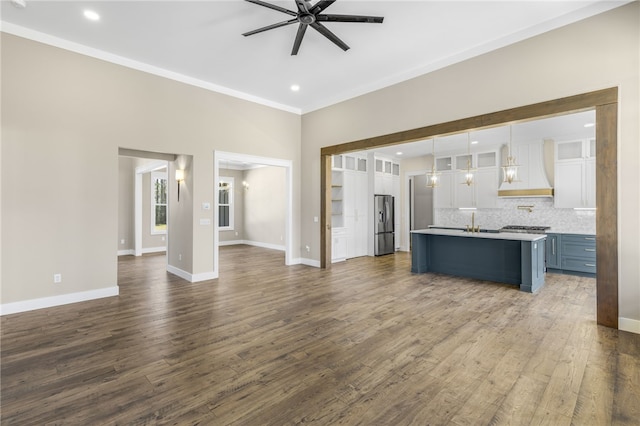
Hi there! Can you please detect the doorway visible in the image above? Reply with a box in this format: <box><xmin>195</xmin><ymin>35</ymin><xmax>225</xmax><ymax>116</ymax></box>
<box><xmin>213</xmin><ymin>151</ymin><xmax>293</xmax><ymax>278</ymax></box>
<box><xmin>408</xmin><ymin>173</ymin><xmax>434</xmax><ymax>250</ymax></box>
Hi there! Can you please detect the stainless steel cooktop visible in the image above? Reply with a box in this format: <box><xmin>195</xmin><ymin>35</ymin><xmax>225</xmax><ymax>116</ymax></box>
<box><xmin>499</xmin><ymin>225</ymin><xmax>551</xmax><ymax>234</ymax></box>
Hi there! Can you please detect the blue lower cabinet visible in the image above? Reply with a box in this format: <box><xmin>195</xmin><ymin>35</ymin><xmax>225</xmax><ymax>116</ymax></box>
<box><xmin>545</xmin><ymin>233</ymin><xmax>561</xmax><ymax>269</ymax></box>
<box><xmin>411</xmin><ymin>232</ymin><xmax>545</xmax><ymax>293</ymax></box>
<box><xmin>545</xmin><ymin>233</ymin><xmax>596</xmax><ymax>277</ymax></box>
<box><xmin>562</xmin><ymin>257</ymin><xmax>597</xmax><ymax>274</ymax></box>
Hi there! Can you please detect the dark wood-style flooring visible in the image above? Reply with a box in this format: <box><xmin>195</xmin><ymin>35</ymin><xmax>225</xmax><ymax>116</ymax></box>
<box><xmin>1</xmin><ymin>245</ymin><xmax>639</xmax><ymax>425</ymax></box>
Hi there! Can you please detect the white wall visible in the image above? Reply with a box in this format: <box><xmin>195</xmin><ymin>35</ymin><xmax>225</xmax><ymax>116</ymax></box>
<box><xmin>301</xmin><ymin>3</ymin><xmax>639</xmax><ymax>327</ymax></box>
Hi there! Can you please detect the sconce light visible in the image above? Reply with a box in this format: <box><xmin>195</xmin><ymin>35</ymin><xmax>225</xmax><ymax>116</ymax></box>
<box><xmin>175</xmin><ymin>169</ymin><xmax>185</xmax><ymax>202</ymax></box>
<box><xmin>242</xmin><ymin>181</ymin><xmax>249</xmax><ymax>190</ymax></box>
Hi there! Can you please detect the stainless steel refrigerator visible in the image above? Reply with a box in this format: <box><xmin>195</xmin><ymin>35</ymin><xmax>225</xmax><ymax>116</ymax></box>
<box><xmin>374</xmin><ymin>194</ymin><xmax>395</xmax><ymax>256</ymax></box>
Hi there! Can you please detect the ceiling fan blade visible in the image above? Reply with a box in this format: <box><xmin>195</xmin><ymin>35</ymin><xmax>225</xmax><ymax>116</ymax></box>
<box><xmin>244</xmin><ymin>0</ymin><xmax>297</xmax><ymax>17</ymax></box>
<box><xmin>311</xmin><ymin>0</ymin><xmax>336</xmax><ymax>14</ymax></box>
<box><xmin>316</xmin><ymin>14</ymin><xmax>384</xmax><ymax>24</ymax></box>
<box><xmin>242</xmin><ymin>18</ymin><xmax>298</xmax><ymax>37</ymax></box>
<box><xmin>310</xmin><ymin>22</ymin><xmax>349</xmax><ymax>51</ymax></box>
<box><xmin>291</xmin><ymin>23</ymin><xmax>308</xmax><ymax>55</ymax></box>
<box><xmin>295</xmin><ymin>0</ymin><xmax>311</xmax><ymax>14</ymax></box>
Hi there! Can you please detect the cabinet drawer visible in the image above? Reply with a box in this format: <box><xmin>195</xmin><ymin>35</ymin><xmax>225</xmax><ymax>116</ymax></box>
<box><xmin>562</xmin><ymin>235</ymin><xmax>596</xmax><ymax>244</ymax></box>
<box><xmin>562</xmin><ymin>257</ymin><xmax>597</xmax><ymax>274</ymax></box>
<box><xmin>562</xmin><ymin>242</ymin><xmax>596</xmax><ymax>260</ymax></box>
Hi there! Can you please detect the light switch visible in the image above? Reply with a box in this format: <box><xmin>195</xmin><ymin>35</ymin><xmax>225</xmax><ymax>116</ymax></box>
<box><xmin>202</xmin><ymin>202</ymin><xmax>211</xmax><ymax>210</ymax></box>
<box><xmin>200</xmin><ymin>218</ymin><xmax>211</xmax><ymax>225</ymax></box>
<box><xmin>313</xmin><ymin>216</ymin><xmax>318</xmax><ymax>223</ymax></box>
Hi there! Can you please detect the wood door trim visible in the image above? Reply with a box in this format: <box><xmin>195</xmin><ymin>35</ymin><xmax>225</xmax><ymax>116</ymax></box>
<box><xmin>320</xmin><ymin>87</ymin><xmax>618</xmax><ymax>329</ymax></box>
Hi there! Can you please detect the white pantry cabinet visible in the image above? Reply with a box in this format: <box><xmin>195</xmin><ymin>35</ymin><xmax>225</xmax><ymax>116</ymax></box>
<box><xmin>333</xmin><ymin>153</ymin><xmax>369</xmax><ymax>260</ymax></box>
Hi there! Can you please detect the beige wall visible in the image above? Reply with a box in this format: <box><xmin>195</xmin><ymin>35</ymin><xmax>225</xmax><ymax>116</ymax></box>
<box><xmin>1</xmin><ymin>33</ymin><xmax>301</xmax><ymax>304</ymax></box>
<box><xmin>244</xmin><ymin>166</ymin><xmax>287</xmax><ymax>247</ymax></box>
<box><xmin>118</xmin><ymin>157</ymin><xmax>135</xmax><ymax>252</ymax></box>
<box><xmin>301</xmin><ymin>3</ymin><xmax>639</xmax><ymax>323</ymax></box>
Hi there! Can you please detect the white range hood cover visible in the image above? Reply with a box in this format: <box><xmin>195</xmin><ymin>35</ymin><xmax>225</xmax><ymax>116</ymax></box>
<box><xmin>498</xmin><ymin>140</ymin><xmax>554</xmax><ymax>197</ymax></box>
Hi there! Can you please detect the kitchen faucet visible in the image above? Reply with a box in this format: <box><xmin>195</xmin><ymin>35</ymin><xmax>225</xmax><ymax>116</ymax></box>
<box><xmin>466</xmin><ymin>212</ymin><xmax>480</xmax><ymax>233</ymax></box>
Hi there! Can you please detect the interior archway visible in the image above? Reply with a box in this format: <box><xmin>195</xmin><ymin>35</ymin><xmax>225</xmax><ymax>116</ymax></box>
<box><xmin>320</xmin><ymin>87</ymin><xmax>618</xmax><ymax>329</ymax></box>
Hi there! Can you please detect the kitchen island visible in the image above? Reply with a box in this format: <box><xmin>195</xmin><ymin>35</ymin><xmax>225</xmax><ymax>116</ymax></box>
<box><xmin>411</xmin><ymin>229</ymin><xmax>546</xmax><ymax>293</ymax></box>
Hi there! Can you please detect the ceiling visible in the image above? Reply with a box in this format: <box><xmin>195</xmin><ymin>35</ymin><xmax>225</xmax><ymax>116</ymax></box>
<box><xmin>0</xmin><ymin>0</ymin><xmax>630</xmax><ymax>114</ymax></box>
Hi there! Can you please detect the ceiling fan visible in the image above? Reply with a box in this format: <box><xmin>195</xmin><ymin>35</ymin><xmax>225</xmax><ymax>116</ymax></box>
<box><xmin>242</xmin><ymin>0</ymin><xmax>384</xmax><ymax>55</ymax></box>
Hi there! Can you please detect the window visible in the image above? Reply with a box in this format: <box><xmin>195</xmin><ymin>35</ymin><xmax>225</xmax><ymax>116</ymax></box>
<box><xmin>219</xmin><ymin>177</ymin><xmax>234</xmax><ymax>230</ymax></box>
<box><xmin>151</xmin><ymin>171</ymin><xmax>168</xmax><ymax>234</ymax></box>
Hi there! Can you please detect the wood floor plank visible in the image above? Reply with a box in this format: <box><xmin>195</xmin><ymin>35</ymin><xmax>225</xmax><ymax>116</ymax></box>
<box><xmin>1</xmin><ymin>246</ymin><xmax>639</xmax><ymax>424</ymax></box>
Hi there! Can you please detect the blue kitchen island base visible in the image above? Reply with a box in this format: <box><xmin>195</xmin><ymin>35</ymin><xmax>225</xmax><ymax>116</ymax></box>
<box><xmin>411</xmin><ymin>230</ymin><xmax>546</xmax><ymax>293</ymax></box>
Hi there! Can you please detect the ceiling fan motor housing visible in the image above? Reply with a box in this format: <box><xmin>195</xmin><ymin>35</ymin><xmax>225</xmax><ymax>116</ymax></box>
<box><xmin>243</xmin><ymin>0</ymin><xmax>384</xmax><ymax>55</ymax></box>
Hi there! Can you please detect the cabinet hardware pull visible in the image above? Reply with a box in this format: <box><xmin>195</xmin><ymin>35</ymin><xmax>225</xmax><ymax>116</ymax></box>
<box><xmin>585</xmin><ymin>237</ymin><xmax>596</xmax><ymax>240</ymax></box>
<box><xmin>585</xmin><ymin>248</ymin><xmax>595</xmax><ymax>252</ymax></box>
<box><xmin>552</xmin><ymin>239</ymin><xmax>555</xmax><ymax>255</ymax></box>
<box><xmin>585</xmin><ymin>263</ymin><xmax>596</xmax><ymax>267</ymax></box>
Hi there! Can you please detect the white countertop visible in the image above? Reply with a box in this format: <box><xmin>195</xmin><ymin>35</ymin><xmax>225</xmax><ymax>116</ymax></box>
<box><xmin>411</xmin><ymin>228</ymin><xmax>547</xmax><ymax>242</ymax></box>
<box><xmin>547</xmin><ymin>228</ymin><xmax>596</xmax><ymax>236</ymax></box>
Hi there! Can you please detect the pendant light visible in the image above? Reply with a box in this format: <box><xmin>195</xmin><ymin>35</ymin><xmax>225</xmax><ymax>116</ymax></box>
<box><xmin>426</xmin><ymin>138</ymin><xmax>440</xmax><ymax>188</ymax></box>
<box><xmin>461</xmin><ymin>132</ymin><xmax>475</xmax><ymax>186</ymax></box>
<box><xmin>502</xmin><ymin>125</ymin><xmax>520</xmax><ymax>183</ymax></box>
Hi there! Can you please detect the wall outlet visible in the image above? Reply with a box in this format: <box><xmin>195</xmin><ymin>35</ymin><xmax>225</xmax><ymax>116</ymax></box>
<box><xmin>305</xmin><ymin>245</ymin><xmax>310</xmax><ymax>253</ymax></box>
<box><xmin>235</xmin><ymin>232</ymin><xmax>239</xmax><ymax>236</ymax></box>
<box><xmin>280</xmin><ymin>235</ymin><xmax>283</xmax><ymax>241</ymax></box>
<box><xmin>120</xmin><ymin>239</ymin><xmax>125</xmax><ymax>245</ymax></box>
<box><xmin>179</xmin><ymin>254</ymin><xmax>182</xmax><ymax>261</ymax></box>
<box><xmin>161</xmin><ymin>236</ymin><xmax>165</xmax><ymax>241</ymax></box>
<box><xmin>53</xmin><ymin>274</ymin><xmax>62</xmax><ymax>283</ymax></box>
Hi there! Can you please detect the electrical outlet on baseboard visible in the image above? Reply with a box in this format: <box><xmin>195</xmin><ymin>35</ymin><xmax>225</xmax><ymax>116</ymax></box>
<box><xmin>53</xmin><ymin>274</ymin><xmax>62</xmax><ymax>283</ymax></box>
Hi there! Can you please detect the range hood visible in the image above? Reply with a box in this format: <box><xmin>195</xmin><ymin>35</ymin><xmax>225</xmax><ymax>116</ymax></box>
<box><xmin>498</xmin><ymin>140</ymin><xmax>554</xmax><ymax>197</ymax></box>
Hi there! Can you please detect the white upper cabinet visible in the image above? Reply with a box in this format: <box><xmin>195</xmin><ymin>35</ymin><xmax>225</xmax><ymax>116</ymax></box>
<box><xmin>374</xmin><ymin>156</ymin><xmax>399</xmax><ymax>196</ymax></box>
<box><xmin>434</xmin><ymin>151</ymin><xmax>499</xmax><ymax>208</ymax></box>
<box><xmin>554</xmin><ymin>139</ymin><xmax>596</xmax><ymax>208</ymax></box>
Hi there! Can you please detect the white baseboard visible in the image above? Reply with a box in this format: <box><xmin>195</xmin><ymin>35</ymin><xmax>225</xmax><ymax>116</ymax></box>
<box><xmin>298</xmin><ymin>258</ymin><xmax>321</xmax><ymax>268</ymax></box>
<box><xmin>142</xmin><ymin>246</ymin><xmax>166</xmax><ymax>254</ymax></box>
<box><xmin>218</xmin><ymin>240</ymin><xmax>285</xmax><ymax>252</ymax></box>
<box><xmin>619</xmin><ymin>317</ymin><xmax>640</xmax><ymax>334</ymax></box>
<box><xmin>0</xmin><ymin>286</ymin><xmax>119</xmax><ymax>316</ymax></box>
<box><xmin>218</xmin><ymin>240</ymin><xmax>244</xmax><ymax>246</ymax></box>
<box><xmin>118</xmin><ymin>248</ymin><xmax>165</xmax><ymax>256</ymax></box>
<box><xmin>166</xmin><ymin>264</ymin><xmax>217</xmax><ymax>283</ymax></box>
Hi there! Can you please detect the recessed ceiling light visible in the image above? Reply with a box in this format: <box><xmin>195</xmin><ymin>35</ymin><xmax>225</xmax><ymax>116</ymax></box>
<box><xmin>84</xmin><ymin>10</ymin><xmax>100</xmax><ymax>21</ymax></box>
<box><xmin>290</xmin><ymin>84</ymin><xmax>300</xmax><ymax>92</ymax></box>
<box><xmin>584</xmin><ymin>122</ymin><xmax>595</xmax><ymax>128</ymax></box>
<box><xmin>396</xmin><ymin>152</ymin><xmax>403</xmax><ymax>156</ymax></box>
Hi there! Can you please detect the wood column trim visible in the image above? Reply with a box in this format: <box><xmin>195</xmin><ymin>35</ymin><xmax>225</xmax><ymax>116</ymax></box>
<box><xmin>320</xmin><ymin>154</ymin><xmax>331</xmax><ymax>269</ymax></box>
<box><xmin>596</xmin><ymin>102</ymin><xmax>618</xmax><ymax>328</ymax></box>
<box><xmin>320</xmin><ymin>88</ymin><xmax>618</xmax><ymax>157</ymax></box>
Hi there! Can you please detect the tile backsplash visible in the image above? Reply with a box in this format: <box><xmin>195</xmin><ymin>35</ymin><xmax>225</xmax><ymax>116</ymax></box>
<box><xmin>434</xmin><ymin>198</ymin><xmax>596</xmax><ymax>234</ymax></box>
